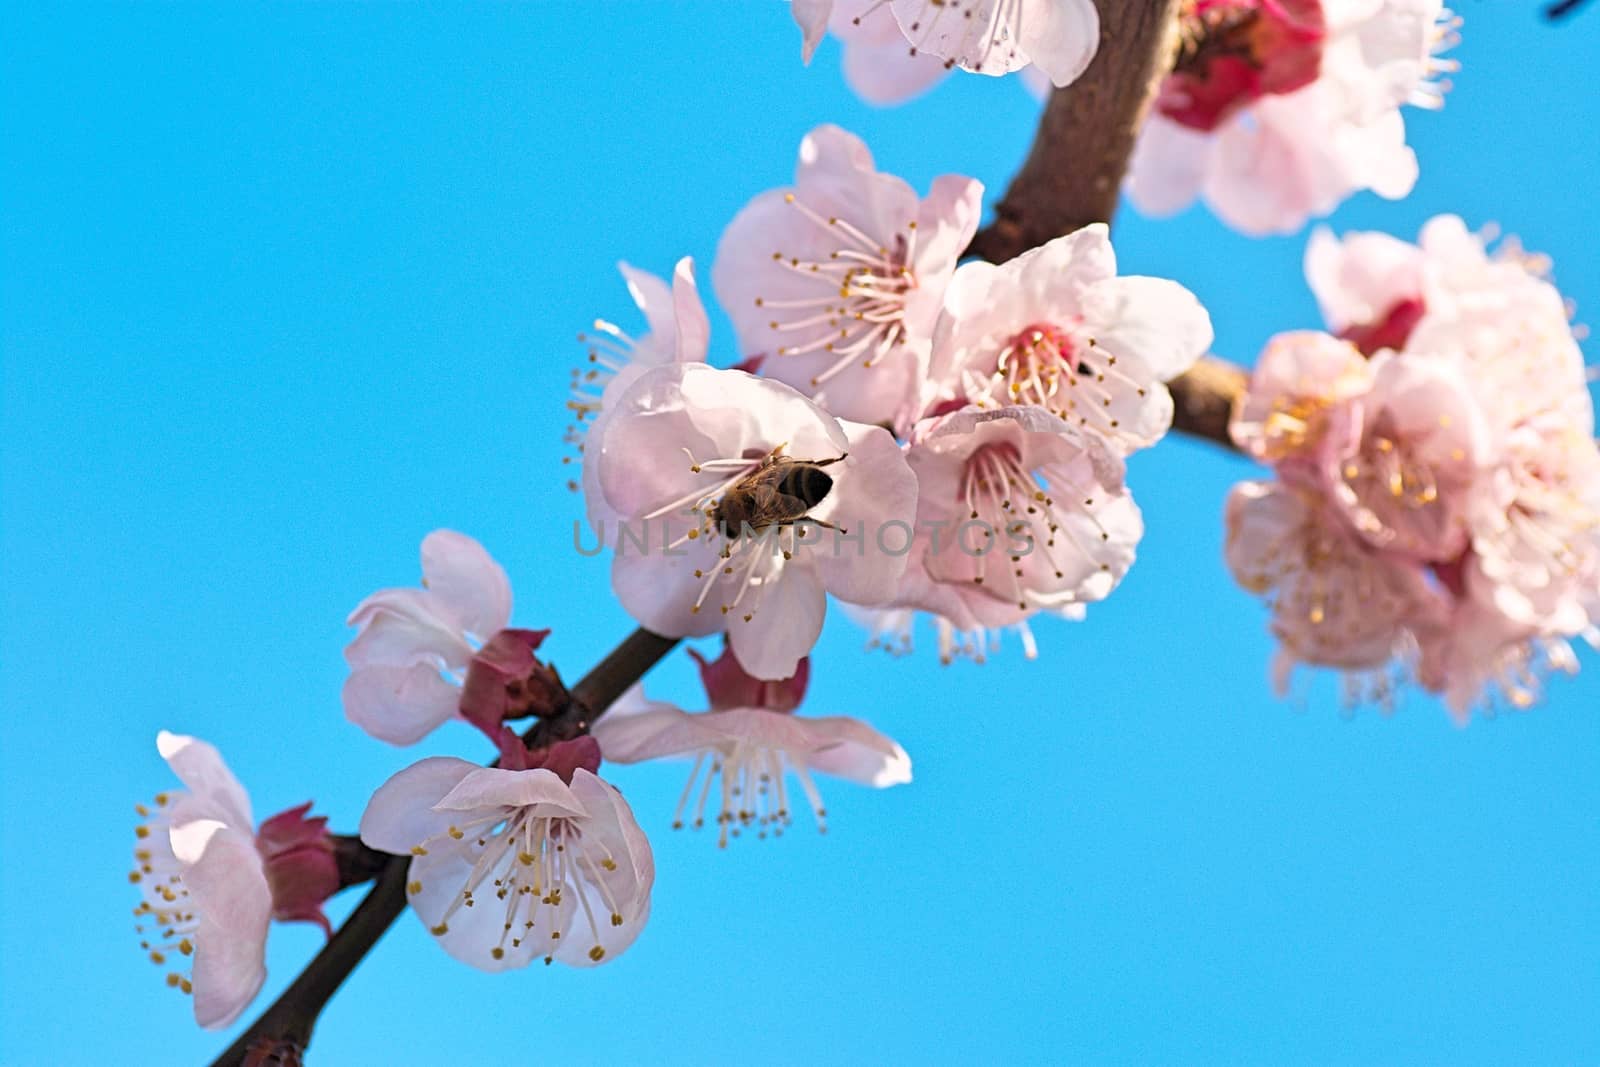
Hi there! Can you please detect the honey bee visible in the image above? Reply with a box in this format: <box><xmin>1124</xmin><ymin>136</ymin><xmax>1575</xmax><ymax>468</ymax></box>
<box><xmin>711</xmin><ymin>448</ymin><xmax>847</xmax><ymax>539</ymax></box>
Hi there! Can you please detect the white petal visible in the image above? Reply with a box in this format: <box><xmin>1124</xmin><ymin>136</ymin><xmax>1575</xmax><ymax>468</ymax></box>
<box><xmin>840</xmin><ymin>35</ymin><xmax>952</xmax><ymax>104</ymax></box>
<box><xmin>420</xmin><ymin>530</ymin><xmax>513</xmax><ymax>638</ymax></box>
<box><xmin>156</xmin><ymin>731</ymin><xmax>253</xmax><ymax>832</ymax></box>
<box><xmin>791</xmin><ymin>0</ymin><xmax>833</xmax><ymax>63</ymax></box>
<box><xmin>728</xmin><ymin>567</ymin><xmax>827</xmax><ymax>680</ymax></box>
<box><xmin>168</xmin><ymin>817</ymin><xmax>230</xmax><ymax>866</ymax></box>
<box><xmin>617</xmin><ymin>261</ymin><xmax>674</xmax><ymax>342</ymax></box>
<box><xmin>435</xmin><ymin>767</ymin><xmax>588</xmax><ymax>818</ymax></box>
<box><xmin>342</xmin><ymin>663</ymin><xmax>461</xmax><ymax>747</ymax></box>
<box><xmin>670</xmin><ymin>257</ymin><xmax>712</xmax><ymax>363</ymax></box>
<box><xmin>804</xmin><ymin>716</ymin><xmax>914</xmax><ymax>786</ymax></box>
<box><xmin>811</xmin><ymin>421</ymin><xmax>920</xmax><ymax>606</ymax></box>
<box><xmin>406</xmin><ymin>847</ymin><xmax>545</xmax><ymax>972</ymax></box>
<box><xmin>344</xmin><ymin>589</ymin><xmax>474</xmax><ymax>670</ymax></box>
<box><xmin>359</xmin><ymin>757</ymin><xmax>481</xmax><ymax>854</ymax></box>
<box><xmin>184</xmin><ymin>827</ymin><xmax>271</xmax><ymax>1030</ymax></box>
<box><xmin>591</xmin><ymin>698</ymin><xmax>724</xmax><ymax>764</ymax></box>
<box><xmin>1125</xmin><ymin>118</ymin><xmax>1211</xmax><ymax>218</ymax></box>
<box><xmin>1079</xmin><ymin>275</ymin><xmax>1213</xmax><ymax>382</ymax></box>
<box><xmin>1017</xmin><ymin>0</ymin><xmax>1101</xmax><ymax>88</ymax></box>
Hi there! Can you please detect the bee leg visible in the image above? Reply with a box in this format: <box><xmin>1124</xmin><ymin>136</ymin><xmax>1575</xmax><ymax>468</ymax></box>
<box><xmin>810</xmin><ymin>453</ymin><xmax>848</xmax><ymax>468</ymax></box>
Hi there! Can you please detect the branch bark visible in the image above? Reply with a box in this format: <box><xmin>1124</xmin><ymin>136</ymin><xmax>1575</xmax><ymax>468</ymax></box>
<box><xmin>1169</xmin><ymin>355</ymin><xmax>1247</xmax><ymax>450</ymax></box>
<box><xmin>208</xmin><ymin>628</ymin><xmax>680</xmax><ymax>1067</ymax></box>
<box><xmin>967</xmin><ymin>0</ymin><xmax>1184</xmax><ymax>264</ymax></box>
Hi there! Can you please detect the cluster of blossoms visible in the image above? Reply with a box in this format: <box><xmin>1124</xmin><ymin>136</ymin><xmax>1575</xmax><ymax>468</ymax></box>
<box><xmin>1128</xmin><ymin>0</ymin><xmax>1459</xmax><ymax>234</ymax></box>
<box><xmin>137</xmin><ymin>522</ymin><xmax>919</xmax><ymax>1023</ymax></box>
<box><xmin>788</xmin><ymin>0</ymin><xmax>1102</xmax><ymax>104</ymax></box>
<box><xmin>1226</xmin><ymin>215</ymin><xmax>1599</xmax><ymax>718</ymax></box>
<box><xmin>786</xmin><ymin>0</ymin><xmax>1459</xmax><ymax>237</ymax></box>
<box><xmin>574</xmin><ymin>123</ymin><xmax>1212</xmax><ymax>670</ymax></box>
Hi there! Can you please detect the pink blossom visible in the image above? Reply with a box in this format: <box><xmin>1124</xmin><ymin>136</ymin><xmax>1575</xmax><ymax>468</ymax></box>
<box><xmin>359</xmin><ymin>737</ymin><xmax>653</xmax><ymax>970</ymax></box>
<box><xmin>1327</xmin><ymin>350</ymin><xmax>1491</xmax><ymax>561</ymax></box>
<box><xmin>791</xmin><ymin>0</ymin><xmax>1100</xmax><ymax>103</ymax></box>
<box><xmin>345</xmin><ymin>531</ymin><xmax>560</xmax><ymax>745</ymax></box>
<box><xmin>589</xmin><ymin>363</ymin><xmax>919</xmax><ymax>680</ymax></box>
<box><xmin>923</xmin><ymin>224</ymin><xmax>1213</xmax><ymax>454</ymax></box>
<box><xmin>1230</xmin><ymin>330</ymin><xmax>1372</xmax><ymax>475</ymax></box>
<box><xmin>1127</xmin><ymin>0</ymin><xmax>1455</xmax><ymax>234</ymax></box>
<box><xmin>1228</xmin><ymin>218</ymin><xmax>1598</xmax><ymax>718</ymax></box>
<box><xmin>132</xmin><ymin>733</ymin><xmax>339</xmax><ymax>1029</ymax></box>
<box><xmin>895</xmin><ymin>405</ymin><xmax>1142</xmax><ymax>634</ymax></box>
<box><xmin>713</xmin><ymin>124</ymin><xmax>981</xmax><ymax>429</ymax></box>
<box><xmin>569</xmin><ymin>257</ymin><xmax>710</xmax><ymax>509</ymax></box>
<box><xmin>1225</xmin><ymin>480</ymin><xmax>1442</xmax><ymax>688</ymax></box>
<box><xmin>592</xmin><ymin>646</ymin><xmax>909</xmax><ymax>845</ymax></box>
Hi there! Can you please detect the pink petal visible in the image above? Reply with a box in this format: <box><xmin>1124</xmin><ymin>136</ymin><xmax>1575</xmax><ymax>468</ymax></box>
<box><xmin>420</xmin><ymin>529</ymin><xmax>512</xmax><ymax>638</ymax></box>
<box><xmin>156</xmin><ymin>731</ymin><xmax>253</xmax><ymax>832</ymax></box>
<box><xmin>803</xmin><ymin>716</ymin><xmax>914</xmax><ymax>786</ymax></box>
<box><xmin>727</xmin><ymin>567</ymin><xmax>827</xmax><ymax>680</ymax></box>
<box><xmin>1017</xmin><ymin>0</ymin><xmax>1100</xmax><ymax>88</ymax></box>
<box><xmin>435</xmin><ymin>766</ymin><xmax>588</xmax><ymax>818</ymax></box>
<box><xmin>184</xmin><ymin>827</ymin><xmax>272</xmax><ymax>1030</ymax></box>
<box><xmin>358</xmin><ymin>757</ymin><xmax>481</xmax><ymax>855</ymax></box>
<box><xmin>342</xmin><ymin>663</ymin><xmax>461</xmax><ymax>746</ymax></box>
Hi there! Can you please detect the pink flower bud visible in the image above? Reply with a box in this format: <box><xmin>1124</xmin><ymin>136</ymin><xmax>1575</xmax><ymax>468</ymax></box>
<box><xmin>1339</xmin><ymin>296</ymin><xmax>1426</xmax><ymax>356</ymax></box>
<box><xmin>1161</xmin><ymin>0</ymin><xmax>1326</xmax><ymax>132</ymax></box>
<box><xmin>458</xmin><ymin>628</ymin><xmax>564</xmax><ymax>736</ymax></box>
<box><xmin>495</xmin><ymin>731</ymin><xmax>603</xmax><ymax>783</ymax></box>
<box><xmin>256</xmin><ymin>803</ymin><xmax>340</xmax><ymax>937</ymax></box>
<box><xmin>689</xmin><ymin>644</ymin><xmax>809</xmax><ymax>713</ymax></box>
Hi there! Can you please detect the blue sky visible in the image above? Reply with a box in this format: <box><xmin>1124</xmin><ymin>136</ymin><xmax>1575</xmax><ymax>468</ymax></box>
<box><xmin>3</xmin><ymin>3</ymin><xmax>1596</xmax><ymax>1065</ymax></box>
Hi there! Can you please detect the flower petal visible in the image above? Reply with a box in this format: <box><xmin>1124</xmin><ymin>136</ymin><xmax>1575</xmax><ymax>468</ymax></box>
<box><xmin>435</xmin><ymin>767</ymin><xmax>588</xmax><ymax>818</ymax></box>
<box><xmin>342</xmin><ymin>663</ymin><xmax>462</xmax><ymax>747</ymax></box>
<box><xmin>420</xmin><ymin>530</ymin><xmax>512</xmax><ymax>638</ymax></box>
<box><xmin>184</xmin><ymin>827</ymin><xmax>271</xmax><ymax>1030</ymax></box>
<box><xmin>803</xmin><ymin>716</ymin><xmax>914</xmax><ymax>786</ymax></box>
<box><xmin>1018</xmin><ymin>0</ymin><xmax>1101</xmax><ymax>88</ymax></box>
<box><xmin>156</xmin><ymin>731</ymin><xmax>253</xmax><ymax>832</ymax></box>
<box><xmin>359</xmin><ymin>757</ymin><xmax>481</xmax><ymax>855</ymax></box>
<box><xmin>1079</xmin><ymin>275</ymin><xmax>1213</xmax><ymax>382</ymax></box>
<box><xmin>727</xmin><ymin>566</ymin><xmax>827</xmax><ymax>680</ymax></box>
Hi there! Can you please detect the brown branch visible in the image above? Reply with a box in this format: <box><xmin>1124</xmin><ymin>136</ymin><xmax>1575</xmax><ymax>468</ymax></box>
<box><xmin>967</xmin><ymin>0</ymin><xmax>1184</xmax><ymax>264</ymax></box>
<box><xmin>1169</xmin><ymin>355</ymin><xmax>1246</xmax><ymax>450</ymax></box>
<box><xmin>209</xmin><ymin>627</ymin><xmax>681</xmax><ymax>1067</ymax></box>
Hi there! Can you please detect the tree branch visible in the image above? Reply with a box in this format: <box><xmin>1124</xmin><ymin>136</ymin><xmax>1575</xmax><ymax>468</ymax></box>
<box><xmin>208</xmin><ymin>627</ymin><xmax>681</xmax><ymax>1067</ymax></box>
<box><xmin>966</xmin><ymin>0</ymin><xmax>1184</xmax><ymax>264</ymax></box>
<box><xmin>1169</xmin><ymin>355</ymin><xmax>1247</xmax><ymax>450</ymax></box>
